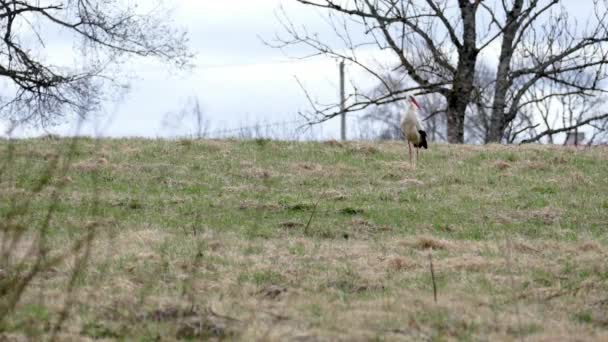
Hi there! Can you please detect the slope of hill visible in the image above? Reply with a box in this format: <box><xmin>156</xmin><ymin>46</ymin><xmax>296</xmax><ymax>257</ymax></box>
<box><xmin>1</xmin><ymin>138</ymin><xmax>607</xmax><ymax>340</ymax></box>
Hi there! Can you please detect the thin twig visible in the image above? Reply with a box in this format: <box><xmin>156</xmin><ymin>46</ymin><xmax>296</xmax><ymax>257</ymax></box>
<box><xmin>303</xmin><ymin>200</ymin><xmax>320</xmax><ymax>236</ymax></box>
<box><xmin>429</xmin><ymin>248</ymin><xmax>437</xmax><ymax>303</ymax></box>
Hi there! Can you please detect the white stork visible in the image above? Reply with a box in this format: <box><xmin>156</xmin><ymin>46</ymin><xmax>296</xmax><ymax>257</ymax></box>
<box><xmin>400</xmin><ymin>96</ymin><xmax>428</xmax><ymax>166</ymax></box>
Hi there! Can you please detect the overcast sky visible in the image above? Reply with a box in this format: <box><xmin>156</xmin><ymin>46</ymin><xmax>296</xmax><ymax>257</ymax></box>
<box><xmin>17</xmin><ymin>0</ymin><xmax>350</xmax><ymax>139</ymax></box>
<box><xmin>3</xmin><ymin>0</ymin><xmax>600</xmax><ymax>140</ymax></box>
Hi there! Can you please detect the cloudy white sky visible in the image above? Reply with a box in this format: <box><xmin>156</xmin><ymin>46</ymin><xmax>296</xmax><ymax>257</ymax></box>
<box><xmin>12</xmin><ymin>0</ymin><xmax>353</xmax><ymax>139</ymax></box>
<box><xmin>2</xmin><ymin>0</ymin><xmax>601</xmax><ymax>140</ymax></box>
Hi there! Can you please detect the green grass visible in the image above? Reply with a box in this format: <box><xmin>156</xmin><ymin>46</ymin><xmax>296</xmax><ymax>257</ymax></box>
<box><xmin>1</xmin><ymin>138</ymin><xmax>608</xmax><ymax>340</ymax></box>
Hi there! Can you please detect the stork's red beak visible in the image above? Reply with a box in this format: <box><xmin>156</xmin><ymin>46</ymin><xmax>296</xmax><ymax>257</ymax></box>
<box><xmin>409</xmin><ymin>96</ymin><xmax>420</xmax><ymax>109</ymax></box>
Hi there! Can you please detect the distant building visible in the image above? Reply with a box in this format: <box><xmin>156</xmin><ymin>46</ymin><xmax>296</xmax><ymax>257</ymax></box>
<box><xmin>564</xmin><ymin>132</ymin><xmax>585</xmax><ymax>146</ymax></box>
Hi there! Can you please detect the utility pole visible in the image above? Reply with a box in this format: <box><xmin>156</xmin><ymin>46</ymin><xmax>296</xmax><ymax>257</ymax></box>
<box><xmin>339</xmin><ymin>60</ymin><xmax>346</xmax><ymax>141</ymax></box>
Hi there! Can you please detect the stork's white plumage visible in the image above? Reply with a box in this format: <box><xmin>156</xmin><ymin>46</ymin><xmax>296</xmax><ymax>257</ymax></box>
<box><xmin>400</xmin><ymin>96</ymin><xmax>428</xmax><ymax>166</ymax></box>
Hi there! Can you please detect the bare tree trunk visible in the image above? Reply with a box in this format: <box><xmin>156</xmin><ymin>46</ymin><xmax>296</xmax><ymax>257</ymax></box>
<box><xmin>446</xmin><ymin>105</ymin><xmax>465</xmax><ymax>143</ymax></box>
<box><xmin>487</xmin><ymin>0</ymin><xmax>524</xmax><ymax>143</ymax></box>
<box><xmin>445</xmin><ymin>0</ymin><xmax>479</xmax><ymax>143</ymax></box>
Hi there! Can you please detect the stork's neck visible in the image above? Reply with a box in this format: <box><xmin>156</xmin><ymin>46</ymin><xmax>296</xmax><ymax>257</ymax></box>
<box><xmin>403</xmin><ymin>105</ymin><xmax>418</xmax><ymax>121</ymax></box>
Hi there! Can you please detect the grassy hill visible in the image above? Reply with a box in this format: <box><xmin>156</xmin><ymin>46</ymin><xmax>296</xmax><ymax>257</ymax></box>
<box><xmin>1</xmin><ymin>138</ymin><xmax>607</xmax><ymax>340</ymax></box>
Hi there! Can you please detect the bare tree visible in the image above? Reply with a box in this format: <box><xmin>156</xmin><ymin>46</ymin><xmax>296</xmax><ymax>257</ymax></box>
<box><xmin>487</xmin><ymin>0</ymin><xmax>608</xmax><ymax>142</ymax></box>
<box><xmin>0</xmin><ymin>0</ymin><xmax>192</xmax><ymax>127</ymax></box>
<box><xmin>362</xmin><ymin>61</ymin><xmax>500</xmax><ymax>143</ymax></box>
<box><xmin>271</xmin><ymin>0</ymin><xmax>608</xmax><ymax>143</ymax></box>
<box><xmin>513</xmin><ymin>70</ymin><xmax>608</xmax><ymax>144</ymax></box>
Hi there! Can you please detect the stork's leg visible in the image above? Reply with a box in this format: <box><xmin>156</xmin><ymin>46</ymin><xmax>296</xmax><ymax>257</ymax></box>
<box><xmin>416</xmin><ymin>146</ymin><xmax>419</xmax><ymax>164</ymax></box>
<box><xmin>408</xmin><ymin>142</ymin><xmax>412</xmax><ymax>164</ymax></box>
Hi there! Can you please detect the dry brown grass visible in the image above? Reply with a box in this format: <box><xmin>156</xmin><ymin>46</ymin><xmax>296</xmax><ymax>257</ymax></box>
<box><xmin>4</xmin><ymin>228</ymin><xmax>608</xmax><ymax>341</ymax></box>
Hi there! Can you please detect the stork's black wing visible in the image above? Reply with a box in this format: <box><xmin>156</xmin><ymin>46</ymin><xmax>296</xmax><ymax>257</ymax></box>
<box><xmin>414</xmin><ymin>130</ymin><xmax>428</xmax><ymax>149</ymax></box>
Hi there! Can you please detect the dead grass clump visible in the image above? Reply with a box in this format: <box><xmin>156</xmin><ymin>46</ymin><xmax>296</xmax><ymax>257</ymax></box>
<box><xmin>399</xmin><ymin>178</ymin><xmax>425</xmax><ymax>186</ymax></box>
<box><xmin>460</xmin><ymin>144</ymin><xmax>488</xmax><ymax>152</ymax></box>
<box><xmin>105</xmin><ymin>228</ymin><xmax>169</xmax><ymax>259</ymax></box>
<box><xmin>567</xmin><ymin>171</ymin><xmax>592</xmax><ymax>185</ymax></box>
<box><xmin>140</xmin><ymin>306</ymin><xmax>241</xmax><ymax>340</ymax></box>
<box><xmin>328</xmin><ymin>279</ymin><xmax>384</xmax><ymax>294</ymax></box>
<box><xmin>339</xmin><ymin>207</ymin><xmax>365</xmax><ymax>215</ymax></box>
<box><xmin>351</xmin><ymin>218</ymin><xmax>372</xmax><ymax>227</ymax></box>
<box><xmin>73</xmin><ymin>157</ymin><xmax>109</xmax><ymax>173</ymax></box>
<box><xmin>97</xmin><ymin>157</ymin><xmax>109</xmax><ymax>166</ymax></box>
<box><xmin>292</xmin><ymin>162</ymin><xmax>322</xmax><ymax>172</ymax></box>
<box><xmin>321</xmin><ymin>189</ymin><xmax>348</xmax><ymax>201</ymax></box>
<box><xmin>348</xmin><ymin>143</ymin><xmax>379</xmax><ymax>156</ymax></box>
<box><xmin>279</xmin><ymin>221</ymin><xmax>304</xmax><ymax>229</ymax></box>
<box><xmin>386</xmin><ymin>256</ymin><xmax>417</xmax><ymax>271</ymax></box>
<box><xmin>443</xmin><ymin>255</ymin><xmax>496</xmax><ymax>272</ymax></box>
<box><xmin>577</xmin><ymin>241</ymin><xmax>603</xmax><ymax>253</ymax></box>
<box><xmin>382</xmin><ymin>172</ymin><xmax>401</xmax><ymax>181</ymax></box>
<box><xmin>406</xmin><ymin>236</ymin><xmax>453</xmax><ymax>250</ymax></box>
<box><xmin>521</xmin><ymin>207</ymin><xmax>562</xmax><ymax>225</ymax></box>
<box><xmin>238</xmin><ymin>200</ymin><xmax>281</xmax><ymax>211</ymax></box>
<box><xmin>242</xmin><ymin>167</ymin><xmax>274</xmax><ymax>180</ymax></box>
<box><xmin>223</xmin><ymin>184</ymin><xmax>264</xmax><ymax>194</ymax></box>
<box><xmin>257</xmin><ymin>285</ymin><xmax>287</xmax><ymax>300</ymax></box>
<box><xmin>40</xmin><ymin>133</ymin><xmax>61</xmax><ymax>140</ymax></box>
<box><xmin>381</xmin><ymin>160</ymin><xmax>415</xmax><ymax>172</ymax></box>
<box><xmin>323</xmin><ymin>139</ymin><xmax>344</xmax><ymax>148</ymax></box>
<box><xmin>441</xmin><ymin>174</ymin><xmax>464</xmax><ymax>185</ymax></box>
<box><xmin>349</xmin><ymin>218</ymin><xmax>381</xmax><ymax>238</ymax></box>
<box><xmin>239</xmin><ymin>160</ymin><xmax>254</xmax><ymax>168</ymax></box>
<box><xmin>552</xmin><ymin>156</ymin><xmax>569</xmax><ymax>164</ymax></box>
<box><xmin>207</xmin><ymin>139</ymin><xmax>235</xmax><ymax>147</ymax></box>
<box><xmin>511</xmin><ymin>241</ymin><xmax>540</xmax><ymax>254</ymax></box>
<box><xmin>73</xmin><ymin>161</ymin><xmax>99</xmax><ymax>173</ymax></box>
<box><xmin>494</xmin><ymin>161</ymin><xmax>511</xmax><ymax>170</ymax></box>
<box><xmin>521</xmin><ymin>160</ymin><xmax>550</xmax><ymax>171</ymax></box>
